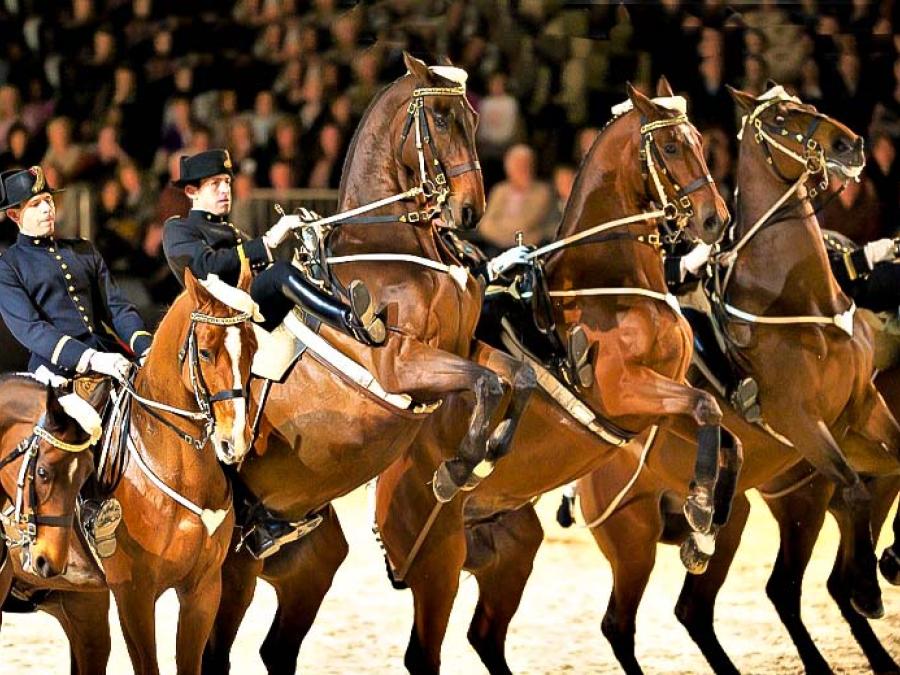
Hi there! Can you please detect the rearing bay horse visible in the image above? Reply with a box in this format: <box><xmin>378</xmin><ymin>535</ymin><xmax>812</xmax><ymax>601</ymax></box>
<box><xmin>572</xmin><ymin>84</ymin><xmax>900</xmax><ymax>674</ymax></box>
<box><xmin>366</xmin><ymin>78</ymin><xmax>731</xmax><ymax>674</ymax></box>
<box><xmin>201</xmin><ymin>54</ymin><xmax>528</xmax><ymax>673</ymax></box>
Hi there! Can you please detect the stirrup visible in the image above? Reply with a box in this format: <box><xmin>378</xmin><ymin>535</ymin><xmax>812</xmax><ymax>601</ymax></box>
<box><xmin>82</xmin><ymin>498</ymin><xmax>122</xmax><ymax>559</ymax></box>
<box><xmin>243</xmin><ymin>513</ymin><xmax>325</xmax><ymax>561</ymax></box>
<box><xmin>729</xmin><ymin>377</ymin><xmax>761</xmax><ymax>423</ymax></box>
<box><xmin>349</xmin><ymin>280</ymin><xmax>386</xmax><ymax>345</ymax></box>
<box><xmin>566</xmin><ymin>325</ymin><xmax>593</xmax><ymax>388</ymax></box>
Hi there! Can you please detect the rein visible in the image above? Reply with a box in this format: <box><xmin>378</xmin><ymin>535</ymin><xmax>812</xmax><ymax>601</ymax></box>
<box><xmin>710</xmin><ymin>96</ymin><xmax>856</xmax><ymax>337</ymax></box>
<box><xmin>0</xmin><ymin>413</ymin><xmax>91</xmax><ymax>549</ymax></box>
<box><xmin>530</xmin><ymin>112</ymin><xmax>708</xmax><ymax>315</ymax></box>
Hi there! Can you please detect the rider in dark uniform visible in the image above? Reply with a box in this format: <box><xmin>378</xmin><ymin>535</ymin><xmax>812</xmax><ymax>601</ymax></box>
<box><xmin>162</xmin><ymin>149</ymin><xmax>385</xmax><ymax>344</ymax></box>
<box><xmin>825</xmin><ymin>233</ymin><xmax>900</xmax><ymax>313</ymax></box>
<box><xmin>0</xmin><ymin>165</ymin><xmax>152</xmax><ymax>557</ymax></box>
<box><xmin>162</xmin><ymin>149</ymin><xmax>386</xmax><ymax>560</ymax></box>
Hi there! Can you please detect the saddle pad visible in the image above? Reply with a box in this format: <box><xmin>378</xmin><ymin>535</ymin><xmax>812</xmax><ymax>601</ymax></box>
<box><xmin>251</xmin><ymin>321</ymin><xmax>306</xmax><ymax>381</ymax></box>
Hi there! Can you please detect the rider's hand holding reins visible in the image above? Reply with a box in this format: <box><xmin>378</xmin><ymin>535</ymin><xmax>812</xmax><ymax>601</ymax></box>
<box><xmin>486</xmin><ymin>245</ymin><xmax>531</xmax><ymax>282</ymax></box>
<box><xmin>263</xmin><ymin>214</ymin><xmax>303</xmax><ymax>249</ymax></box>
<box><xmin>863</xmin><ymin>239</ymin><xmax>899</xmax><ymax>269</ymax></box>
<box><xmin>86</xmin><ymin>351</ymin><xmax>133</xmax><ymax>380</ymax></box>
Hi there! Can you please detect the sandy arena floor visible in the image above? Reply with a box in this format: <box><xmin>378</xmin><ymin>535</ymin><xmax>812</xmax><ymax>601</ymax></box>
<box><xmin>1</xmin><ymin>488</ymin><xmax>897</xmax><ymax>674</ymax></box>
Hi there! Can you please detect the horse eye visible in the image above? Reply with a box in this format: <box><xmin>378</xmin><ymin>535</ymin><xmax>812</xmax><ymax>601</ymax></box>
<box><xmin>37</xmin><ymin>466</ymin><xmax>49</xmax><ymax>480</ymax></box>
<box><xmin>198</xmin><ymin>349</ymin><xmax>212</xmax><ymax>362</ymax></box>
<box><xmin>434</xmin><ymin>113</ymin><xmax>448</xmax><ymax>131</ymax></box>
<box><xmin>664</xmin><ymin>143</ymin><xmax>677</xmax><ymax>155</ymax></box>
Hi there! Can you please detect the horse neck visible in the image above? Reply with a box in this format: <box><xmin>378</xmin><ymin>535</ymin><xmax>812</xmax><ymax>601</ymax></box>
<box><xmin>731</xmin><ymin>140</ymin><xmax>845</xmax><ymax>313</ymax></box>
<box><xmin>547</xmin><ymin>123</ymin><xmax>665</xmax><ymax>292</ymax></box>
<box><xmin>334</xmin><ymin>80</ymin><xmax>437</xmax><ymax>259</ymax></box>
<box><xmin>0</xmin><ymin>379</ymin><xmax>43</xmax><ymax>501</ymax></box>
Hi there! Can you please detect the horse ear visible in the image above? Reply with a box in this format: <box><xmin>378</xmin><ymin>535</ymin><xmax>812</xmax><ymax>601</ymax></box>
<box><xmin>237</xmin><ymin>258</ymin><xmax>252</xmax><ymax>293</ymax></box>
<box><xmin>403</xmin><ymin>51</ymin><xmax>433</xmax><ymax>84</ymax></box>
<box><xmin>656</xmin><ymin>75</ymin><xmax>674</xmax><ymax>98</ymax></box>
<box><xmin>184</xmin><ymin>267</ymin><xmax>211</xmax><ymax>307</ymax></box>
<box><xmin>437</xmin><ymin>55</ymin><xmax>453</xmax><ymax>67</ymax></box>
<box><xmin>725</xmin><ymin>84</ymin><xmax>758</xmax><ymax>113</ymax></box>
<box><xmin>626</xmin><ymin>82</ymin><xmax>659</xmax><ymax>118</ymax></box>
<box><xmin>765</xmin><ymin>78</ymin><xmax>779</xmax><ymax>91</ymax></box>
<box><xmin>43</xmin><ymin>386</ymin><xmax>68</xmax><ymax>432</ymax></box>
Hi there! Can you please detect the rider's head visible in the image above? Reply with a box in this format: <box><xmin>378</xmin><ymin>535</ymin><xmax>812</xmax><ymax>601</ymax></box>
<box><xmin>173</xmin><ymin>149</ymin><xmax>234</xmax><ymax>217</ymax></box>
<box><xmin>2</xmin><ymin>166</ymin><xmax>62</xmax><ymax>237</ymax></box>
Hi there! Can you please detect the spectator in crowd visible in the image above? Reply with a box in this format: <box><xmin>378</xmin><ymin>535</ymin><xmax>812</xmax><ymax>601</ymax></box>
<box><xmin>0</xmin><ymin>85</ymin><xmax>22</xmax><ymax>153</ymax></box>
<box><xmin>477</xmin><ymin>72</ymin><xmax>523</xmax><ymax>190</ymax></box>
<box><xmin>866</xmin><ymin>132</ymin><xmax>899</xmax><ymax>225</ymax></box>
<box><xmin>42</xmin><ymin>116</ymin><xmax>85</xmax><ymax>185</ymax></box>
<box><xmin>251</xmin><ymin>90</ymin><xmax>279</xmax><ymax>147</ymax></box>
<box><xmin>476</xmin><ymin>143</ymin><xmax>556</xmax><ymax>252</ymax></box>
<box><xmin>0</xmin><ymin>122</ymin><xmax>40</xmax><ymax>171</ymax></box>
<box><xmin>305</xmin><ymin>122</ymin><xmax>344</xmax><ymax>189</ymax></box>
<box><xmin>819</xmin><ymin>175</ymin><xmax>885</xmax><ymax>244</ymax></box>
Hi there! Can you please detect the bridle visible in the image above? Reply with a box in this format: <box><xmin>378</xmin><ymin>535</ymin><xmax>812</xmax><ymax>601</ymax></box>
<box><xmin>0</xmin><ymin>413</ymin><xmax>91</xmax><ymax>550</ymax></box>
<box><xmin>527</xmin><ymin>106</ymin><xmax>717</xmax><ymax>316</ymax></box>
<box><xmin>711</xmin><ymin>93</ymin><xmax>859</xmax><ymax>337</ymax></box>
<box><xmin>120</xmin><ymin>309</ymin><xmax>253</xmax><ymax>450</ymax></box>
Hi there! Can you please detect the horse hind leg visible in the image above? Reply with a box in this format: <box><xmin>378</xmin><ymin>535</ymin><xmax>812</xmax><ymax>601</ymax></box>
<box><xmin>674</xmin><ymin>494</ymin><xmax>750</xmax><ymax>675</ymax></box>
<box><xmin>760</xmin><ymin>473</ymin><xmax>834</xmax><ymax>673</ymax></box>
<box><xmin>465</xmin><ymin>503</ymin><xmax>544</xmax><ymax>675</ymax></box>
<box><xmin>826</xmin><ymin>476</ymin><xmax>900</xmax><ymax>673</ymax></box>
<box><xmin>259</xmin><ymin>505</ymin><xmax>348</xmax><ymax>675</ymax></box>
<box><xmin>591</xmin><ymin>496</ymin><xmax>662</xmax><ymax>675</ymax></box>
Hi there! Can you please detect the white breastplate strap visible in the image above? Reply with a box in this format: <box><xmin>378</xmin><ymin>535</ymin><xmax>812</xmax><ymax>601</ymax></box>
<box><xmin>548</xmin><ymin>287</ymin><xmax>682</xmax><ymax>315</ymax></box>
<box><xmin>326</xmin><ymin>254</ymin><xmax>469</xmax><ymax>291</ymax></box>
<box><xmin>127</xmin><ymin>431</ymin><xmax>230</xmax><ymax>536</ymax></box>
<box><xmin>721</xmin><ymin>299</ymin><xmax>856</xmax><ymax>337</ymax></box>
<box><xmin>283</xmin><ymin>310</ymin><xmax>440</xmax><ymax>415</ymax></box>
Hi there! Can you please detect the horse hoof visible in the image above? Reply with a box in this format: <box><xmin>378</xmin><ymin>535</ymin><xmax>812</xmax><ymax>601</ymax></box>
<box><xmin>556</xmin><ymin>496</ymin><xmax>575</xmax><ymax>528</ymax></box>
<box><xmin>851</xmin><ymin>593</ymin><xmax>885</xmax><ymax>620</ymax></box>
<box><xmin>680</xmin><ymin>532</ymin><xmax>715</xmax><ymax>575</ymax></box>
<box><xmin>432</xmin><ymin>463</ymin><xmax>463</xmax><ymax>503</ymax></box>
<box><xmin>879</xmin><ymin>547</ymin><xmax>900</xmax><ymax>586</ymax></box>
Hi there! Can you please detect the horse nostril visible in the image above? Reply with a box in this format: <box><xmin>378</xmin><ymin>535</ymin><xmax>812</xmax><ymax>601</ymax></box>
<box><xmin>462</xmin><ymin>205</ymin><xmax>475</xmax><ymax>228</ymax></box>
<box><xmin>35</xmin><ymin>555</ymin><xmax>51</xmax><ymax>578</ymax></box>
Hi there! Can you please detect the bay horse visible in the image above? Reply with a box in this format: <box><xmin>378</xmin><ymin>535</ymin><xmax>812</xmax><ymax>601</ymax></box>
<box><xmin>0</xmin><ymin>376</ymin><xmax>96</xmax><ymax>585</ymax></box>
<box><xmin>201</xmin><ymin>53</ymin><xmax>528</xmax><ymax>673</ymax></box>
<box><xmin>567</xmin><ymin>85</ymin><xmax>900</xmax><ymax>673</ymax></box>
<box><xmin>364</xmin><ymin>78</ymin><xmax>731</xmax><ymax>673</ymax></box>
<box><xmin>0</xmin><ymin>264</ymin><xmax>260</xmax><ymax>674</ymax></box>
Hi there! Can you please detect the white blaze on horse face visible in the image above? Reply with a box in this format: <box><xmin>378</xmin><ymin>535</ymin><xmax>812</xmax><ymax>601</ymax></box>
<box><xmin>223</xmin><ymin>326</ymin><xmax>248</xmax><ymax>462</ymax></box>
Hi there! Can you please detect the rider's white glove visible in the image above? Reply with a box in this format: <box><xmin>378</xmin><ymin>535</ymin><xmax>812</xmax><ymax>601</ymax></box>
<box><xmin>864</xmin><ymin>238</ymin><xmax>898</xmax><ymax>268</ymax></box>
<box><xmin>263</xmin><ymin>215</ymin><xmax>302</xmax><ymax>249</ymax></box>
<box><xmin>298</xmin><ymin>207</ymin><xmax>322</xmax><ymax>222</ymax></box>
<box><xmin>88</xmin><ymin>351</ymin><xmax>133</xmax><ymax>379</ymax></box>
<box><xmin>486</xmin><ymin>245</ymin><xmax>531</xmax><ymax>282</ymax></box>
<box><xmin>680</xmin><ymin>242</ymin><xmax>713</xmax><ymax>277</ymax></box>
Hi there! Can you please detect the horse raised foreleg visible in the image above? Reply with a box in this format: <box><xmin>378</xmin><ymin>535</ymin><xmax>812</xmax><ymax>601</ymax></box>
<box><xmin>465</xmin><ymin>504</ymin><xmax>544</xmax><ymax>675</ymax></box>
<box><xmin>674</xmin><ymin>493</ymin><xmax>750</xmax><ymax>675</ymax></box>
<box><xmin>41</xmin><ymin>590</ymin><xmax>111</xmax><ymax>675</ymax></box>
<box><xmin>260</xmin><ymin>505</ymin><xmax>348</xmax><ymax>675</ymax></box>
<box><xmin>760</xmin><ymin>470</ymin><xmax>834</xmax><ymax>673</ymax></box>
<box><xmin>377</xmin><ymin>340</ymin><xmax>511</xmax><ymax>500</ymax></box>
<box><xmin>825</xmin><ymin>475</ymin><xmax>900</xmax><ymax>672</ymax></box>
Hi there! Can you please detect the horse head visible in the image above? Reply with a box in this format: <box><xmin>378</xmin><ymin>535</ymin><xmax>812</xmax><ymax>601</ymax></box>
<box><xmin>621</xmin><ymin>79</ymin><xmax>730</xmax><ymax>244</ymax></box>
<box><xmin>728</xmin><ymin>82</ymin><xmax>865</xmax><ymax>187</ymax></box>
<box><xmin>0</xmin><ymin>381</ymin><xmax>95</xmax><ymax>578</ymax></box>
<box><xmin>182</xmin><ymin>262</ymin><xmax>258</xmax><ymax>465</ymax></box>
<box><xmin>400</xmin><ymin>52</ymin><xmax>484</xmax><ymax>230</ymax></box>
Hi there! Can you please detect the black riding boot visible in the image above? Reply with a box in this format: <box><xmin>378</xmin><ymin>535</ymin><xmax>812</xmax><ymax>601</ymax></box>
<box><xmin>281</xmin><ymin>271</ymin><xmax>385</xmax><ymax>345</ymax></box>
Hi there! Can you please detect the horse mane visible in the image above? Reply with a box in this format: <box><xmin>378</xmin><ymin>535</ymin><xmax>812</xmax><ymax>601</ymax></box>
<box><xmin>0</xmin><ymin>373</ymin><xmax>48</xmax><ymax>426</ymax></box>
